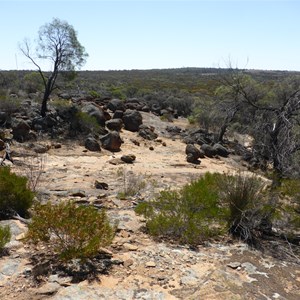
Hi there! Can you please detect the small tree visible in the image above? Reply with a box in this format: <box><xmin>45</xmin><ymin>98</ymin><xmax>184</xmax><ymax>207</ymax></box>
<box><xmin>20</xmin><ymin>18</ymin><xmax>88</xmax><ymax>117</ymax></box>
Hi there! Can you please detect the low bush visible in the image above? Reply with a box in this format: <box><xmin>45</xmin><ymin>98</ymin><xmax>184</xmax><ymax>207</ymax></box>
<box><xmin>72</xmin><ymin>111</ymin><xmax>103</xmax><ymax>135</ymax></box>
<box><xmin>218</xmin><ymin>172</ymin><xmax>273</xmax><ymax>246</ymax></box>
<box><xmin>0</xmin><ymin>225</ymin><xmax>11</xmax><ymax>253</ymax></box>
<box><xmin>0</xmin><ymin>167</ymin><xmax>35</xmax><ymax>219</ymax></box>
<box><xmin>26</xmin><ymin>201</ymin><xmax>116</xmax><ymax>261</ymax></box>
<box><xmin>135</xmin><ymin>172</ymin><xmax>228</xmax><ymax>245</ymax></box>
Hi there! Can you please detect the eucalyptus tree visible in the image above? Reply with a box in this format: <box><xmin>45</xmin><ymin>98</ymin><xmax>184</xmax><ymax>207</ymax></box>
<box><xmin>216</xmin><ymin>70</ymin><xmax>300</xmax><ymax>181</ymax></box>
<box><xmin>20</xmin><ymin>18</ymin><xmax>88</xmax><ymax>117</ymax></box>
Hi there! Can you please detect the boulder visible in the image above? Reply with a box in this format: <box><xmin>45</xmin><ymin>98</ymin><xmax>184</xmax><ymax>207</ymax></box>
<box><xmin>213</xmin><ymin>143</ymin><xmax>230</xmax><ymax>157</ymax></box>
<box><xmin>85</xmin><ymin>137</ymin><xmax>101</xmax><ymax>152</ymax></box>
<box><xmin>100</xmin><ymin>131</ymin><xmax>123</xmax><ymax>152</ymax></box>
<box><xmin>185</xmin><ymin>144</ymin><xmax>203</xmax><ymax>164</ymax></box>
<box><xmin>107</xmin><ymin>99</ymin><xmax>125</xmax><ymax>112</ymax></box>
<box><xmin>113</xmin><ymin>110</ymin><xmax>124</xmax><ymax>119</ymax></box>
<box><xmin>122</xmin><ymin>110</ymin><xmax>143</xmax><ymax>132</ymax></box>
<box><xmin>201</xmin><ymin>144</ymin><xmax>217</xmax><ymax>158</ymax></box>
<box><xmin>12</xmin><ymin>119</ymin><xmax>31</xmax><ymax>142</ymax></box>
<box><xmin>81</xmin><ymin>103</ymin><xmax>106</xmax><ymax>126</ymax></box>
<box><xmin>138</xmin><ymin>125</ymin><xmax>158</xmax><ymax>140</ymax></box>
<box><xmin>106</xmin><ymin>119</ymin><xmax>123</xmax><ymax>132</ymax></box>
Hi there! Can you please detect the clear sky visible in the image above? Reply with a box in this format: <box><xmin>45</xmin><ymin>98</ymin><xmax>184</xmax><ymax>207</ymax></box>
<box><xmin>1</xmin><ymin>0</ymin><xmax>300</xmax><ymax>71</ymax></box>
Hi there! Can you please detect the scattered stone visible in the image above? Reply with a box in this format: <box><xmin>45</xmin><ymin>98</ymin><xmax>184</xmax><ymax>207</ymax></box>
<box><xmin>95</xmin><ymin>181</ymin><xmax>109</xmax><ymax>190</ymax></box>
<box><xmin>227</xmin><ymin>262</ymin><xmax>241</xmax><ymax>269</ymax></box>
<box><xmin>145</xmin><ymin>261</ymin><xmax>156</xmax><ymax>268</ymax></box>
<box><xmin>69</xmin><ymin>190</ymin><xmax>86</xmax><ymax>197</ymax></box>
<box><xmin>121</xmin><ymin>154</ymin><xmax>136</xmax><ymax>164</ymax></box>
<box><xmin>123</xmin><ymin>243</ymin><xmax>138</xmax><ymax>251</ymax></box>
<box><xmin>36</xmin><ymin>282</ymin><xmax>60</xmax><ymax>295</ymax></box>
<box><xmin>124</xmin><ymin>259</ymin><xmax>134</xmax><ymax>268</ymax></box>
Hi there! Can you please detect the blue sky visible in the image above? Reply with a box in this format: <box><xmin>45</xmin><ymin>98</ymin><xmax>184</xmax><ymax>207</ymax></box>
<box><xmin>1</xmin><ymin>0</ymin><xmax>299</xmax><ymax>71</ymax></box>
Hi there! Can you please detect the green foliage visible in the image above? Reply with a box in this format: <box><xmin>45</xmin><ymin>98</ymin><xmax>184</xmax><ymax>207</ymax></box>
<box><xmin>23</xmin><ymin>72</ymin><xmax>43</xmax><ymax>93</ymax></box>
<box><xmin>26</xmin><ymin>201</ymin><xmax>116</xmax><ymax>261</ymax></box>
<box><xmin>74</xmin><ymin>111</ymin><xmax>102</xmax><ymax>134</ymax></box>
<box><xmin>0</xmin><ymin>167</ymin><xmax>34</xmax><ymax>219</ymax></box>
<box><xmin>89</xmin><ymin>90</ymin><xmax>101</xmax><ymax>98</ymax></box>
<box><xmin>0</xmin><ymin>225</ymin><xmax>11</xmax><ymax>252</ymax></box>
<box><xmin>277</xmin><ymin>179</ymin><xmax>300</xmax><ymax>230</ymax></box>
<box><xmin>218</xmin><ymin>172</ymin><xmax>273</xmax><ymax>245</ymax></box>
<box><xmin>0</xmin><ymin>94</ymin><xmax>21</xmax><ymax>114</ymax></box>
<box><xmin>135</xmin><ymin>172</ymin><xmax>227</xmax><ymax>245</ymax></box>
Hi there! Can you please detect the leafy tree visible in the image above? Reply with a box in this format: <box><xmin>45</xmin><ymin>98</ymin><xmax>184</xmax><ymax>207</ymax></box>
<box><xmin>20</xmin><ymin>18</ymin><xmax>88</xmax><ymax>116</ymax></box>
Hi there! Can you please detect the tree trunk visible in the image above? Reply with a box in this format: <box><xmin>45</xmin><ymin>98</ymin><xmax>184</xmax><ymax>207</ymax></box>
<box><xmin>41</xmin><ymin>93</ymin><xmax>48</xmax><ymax>117</ymax></box>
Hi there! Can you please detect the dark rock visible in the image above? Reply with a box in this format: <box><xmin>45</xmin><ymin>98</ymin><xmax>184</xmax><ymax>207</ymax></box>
<box><xmin>213</xmin><ymin>143</ymin><xmax>230</xmax><ymax>157</ymax></box>
<box><xmin>106</xmin><ymin>119</ymin><xmax>123</xmax><ymax>132</ymax></box>
<box><xmin>12</xmin><ymin>119</ymin><xmax>31</xmax><ymax>142</ymax></box>
<box><xmin>121</xmin><ymin>154</ymin><xmax>136</xmax><ymax>164</ymax></box>
<box><xmin>138</xmin><ymin>125</ymin><xmax>158</xmax><ymax>140</ymax></box>
<box><xmin>201</xmin><ymin>144</ymin><xmax>217</xmax><ymax>158</ymax></box>
<box><xmin>95</xmin><ymin>181</ymin><xmax>109</xmax><ymax>190</ymax></box>
<box><xmin>0</xmin><ymin>139</ymin><xmax>5</xmax><ymax>150</ymax></box>
<box><xmin>100</xmin><ymin>131</ymin><xmax>123</xmax><ymax>152</ymax></box>
<box><xmin>113</xmin><ymin>110</ymin><xmax>124</xmax><ymax>119</ymax></box>
<box><xmin>186</xmin><ymin>144</ymin><xmax>202</xmax><ymax>164</ymax></box>
<box><xmin>107</xmin><ymin>99</ymin><xmax>125</xmax><ymax>112</ymax></box>
<box><xmin>122</xmin><ymin>110</ymin><xmax>143</xmax><ymax>132</ymax></box>
<box><xmin>85</xmin><ymin>137</ymin><xmax>101</xmax><ymax>152</ymax></box>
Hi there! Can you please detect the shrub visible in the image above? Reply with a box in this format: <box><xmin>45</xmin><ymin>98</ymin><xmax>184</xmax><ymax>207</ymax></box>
<box><xmin>218</xmin><ymin>172</ymin><xmax>273</xmax><ymax>246</ymax></box>
<box><xmin>277</xmin><ymin>179</ymin><xmax>300</xmax><ymax>232</ymax></box>
<box><xmin>0</xmin><ymin>225</ymin><xmax>11</xmax><ymax>252</ymax></box>
<box><xmin>135</xmin><ymin>172</ymin><xmax>227</xmax><ymax>245</ymax></box>
<box><xmin>73</xmin><ymin>111</ymin><xmax>102</xmax><ymax>134</ymax></box>
<box><xmin>26</xmin><ymin>201</ymin><xmax>116</xmax><ymax>261</ymax></box>
<box><xmin>0</xmin><ymin>167</ymin><xmax>34</xmax><ymax>219</ymax></box>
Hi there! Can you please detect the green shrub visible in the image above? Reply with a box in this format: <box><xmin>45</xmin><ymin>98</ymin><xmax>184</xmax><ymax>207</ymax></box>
<box><xmin>0</xmin><ymin>167</ymin><xmax>34</xmax><ymax>219</ymax></box>
<box><xmin>218</xmin><ymin>172</ymin><xmax>273</xmax><ymax>246</ymax></box>
<box><xmin>73</xmin><ymin>111</ymin><xmax>102</xmax><ymax>134</ymax></box>
<box><xmin>135</xmin><ymin>172</ymin><xmax>227</xmax><ymax>245</ymax></box>
<box><xmin>277</xmin><ymin>179</ymin><xmax>300</xmax><ymax>231</ymax></box>
<box><xmin>0</xmin><ymin>225</ymin><xmax>11</xmax><ymax>252</ymax></box>
<box><xmin>26</xmin><ymin>201</ymin><xmax>116</xmax><ymax>261</ymax></box>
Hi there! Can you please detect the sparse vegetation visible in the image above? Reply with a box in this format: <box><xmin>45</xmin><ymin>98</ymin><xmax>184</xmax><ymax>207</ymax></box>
<box><xmin>0</xmin><ymin>166</ymin><xmax>35</xmax><ymax>219</ymax></box>
<box><xmin>26</xmin><ymin>201</ymin><xmax>116</xmax><ymax>261</ymax></box>
<box><xmin>0</xmin><ymin>225</ymin><xmax>11</xmax><ymax>253</ymax></box>
<box><xmin>117</xmin><ymin>168</ymin><xmax>146</xmax><ymax>199</ymax></box>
